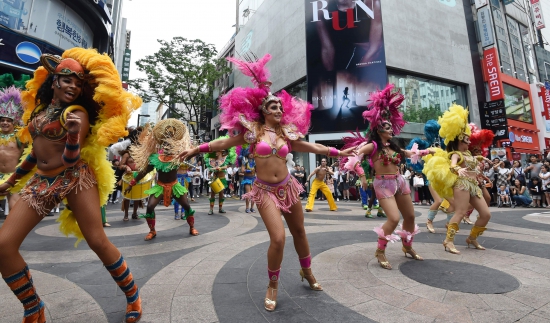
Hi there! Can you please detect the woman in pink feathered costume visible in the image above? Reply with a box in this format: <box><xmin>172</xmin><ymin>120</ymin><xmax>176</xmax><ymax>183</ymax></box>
<box><xmin>179</xmin><ymin>54</ymin><xmax>352</xmax><ymax>312</ymax></box>
<box><xmin>341</xmin><ymin>84</ymin><xmax>433</xmax><ymax>270</ymax></box>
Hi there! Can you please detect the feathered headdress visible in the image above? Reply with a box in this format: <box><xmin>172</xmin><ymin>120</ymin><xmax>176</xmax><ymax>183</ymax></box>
<box><xmin>424</xmin><ymin>120</ymin><xmax>442</xmax><ymax>147</ymax></box>
<box><xmin>0</xmin><ymin>86</ymin><xmax>23</xmax><ymax>126</ymax></box>
<box><xmin>469</xmin><ymin>123</ymin><xmax>494</xmax><ymax>157</ymax></box>
<box><xmin>219</xmin><ymin>54</ymin><xmax>311</xmax><ymax>137</ymax></box>
<box><xmin>205</xmin><ymin>135</ymin><xmax>237</xmax><ymax>165</ymax></box>
<box><xmin>438</xmin><ymin>104</ymin><xmax>470</xmax><ymax>145</ymax></box>
<box><xmin>362</xmin><ymin>84</ymin><xmax>406</xmax><ymax>135</ymax></box>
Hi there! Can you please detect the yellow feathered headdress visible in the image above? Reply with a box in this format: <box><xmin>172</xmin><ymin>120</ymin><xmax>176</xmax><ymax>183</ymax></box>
<box><xmin>438</xmin><ymin>104</ymin><xmax>471</xmax><ymax>145</ymax></box>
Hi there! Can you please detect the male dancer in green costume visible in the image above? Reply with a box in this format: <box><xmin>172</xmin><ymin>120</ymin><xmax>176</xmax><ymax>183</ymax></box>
<box><xmin>205</xmin><ymin>135</ymin><xmax>236</xmax><ymax>215</ymax></box>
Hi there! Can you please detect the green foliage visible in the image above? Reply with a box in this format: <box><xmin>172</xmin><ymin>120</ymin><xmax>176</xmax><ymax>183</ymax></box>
<box><xmin>0</xmin><ymin>73</ymin><xmax>31</xmax><ymax>89</ymax></box>
<box><xmin>402</xmin><ymin>105</ymin><xmax>443</xmax><ymax>124</ymax></box>
<box><xmin>128</xmin><ymin>37</ymin><xmax>231</xmax><ymax>136</ymax></box>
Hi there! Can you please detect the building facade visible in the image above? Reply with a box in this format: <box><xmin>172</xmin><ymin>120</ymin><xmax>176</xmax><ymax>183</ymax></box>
<box><xmin>0</xmin><ymin>0</ymin><xmax>113</xmax><ymax>77</ymax></box>
<box><xmin>227</xmin><ymin>0</ymin><xmax>482</xmax><ymax>172</ymax></box>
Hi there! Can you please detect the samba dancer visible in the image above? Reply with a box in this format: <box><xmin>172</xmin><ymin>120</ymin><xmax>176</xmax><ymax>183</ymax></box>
<box><xmin>204</xmin><ymin>136</ymin><xmax>236</xmax><ymax>215</ymax></box>
<box><xmin>424</xmin><ymin>105</ymin><xmax>492</xmax><ymax>254</ymax></box>
<box><xmin>344</xmin><ymin>84</ymin><xmax>432</xmax><ymax>270</ymax></box>
<box><xmin>178</xmin><ymin>54</ymin><xmax>353</xmax><ymax>311</ymax></box>
<box><xmin>0</xmin><ymin>86</ymin><xmax>25</xmax><ymax>211</ymax></box>
<box><xmin>0</xmin><ymin>49</ymin><xmax>143</xmax><ymax>323</ymax></box>
<box><xmin>125</xmin><ymin>119</ymin><xmax>198</xmax><ymax>239</ymax></box>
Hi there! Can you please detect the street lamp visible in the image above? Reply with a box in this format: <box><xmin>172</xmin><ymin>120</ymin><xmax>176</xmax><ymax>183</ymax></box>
<box><xmin>137</xmin><ymin>114</ymin><xmax>150</xmax><ymax>127</ymax></box>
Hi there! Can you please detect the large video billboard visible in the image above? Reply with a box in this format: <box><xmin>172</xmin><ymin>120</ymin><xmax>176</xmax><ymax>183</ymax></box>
<box><xmin>305</xmin><ymin>0</ymin><xmax>387</xmax><ymax>133</ymax></box>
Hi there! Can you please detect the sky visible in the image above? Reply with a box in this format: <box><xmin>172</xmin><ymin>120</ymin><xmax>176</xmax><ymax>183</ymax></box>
<box><xmin>123</xmin><ymin>0</ymin><xmax>237</xmax><ymax>125</ymax></box>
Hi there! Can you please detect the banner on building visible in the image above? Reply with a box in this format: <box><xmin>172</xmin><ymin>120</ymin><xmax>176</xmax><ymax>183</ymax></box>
<box><xmin>531</xmin><ymin>0</ymin><xmax>546</xmax><ymax>30</ymax></box>
<box><xmin>482</xmin><ymin>47</ymin><xmax>505</xmax><ymax>101</ymax></box>
<box><xmin>121</xmin><ymin>49</ymin><xmax>131</xmax><ymax>81</ymax></box>
<box><xmin>305</xmin><ymin>0</ymin><xmax>387</xmax><ymax>133</ymax></box>
<box><xmin>477</xmin><ymin>7</ymin><xmax>494</xmax><ymax>48</ymax></box>
<box><xmin>539</xmin><ymin>87</ymin><xmax>550</xmax><ymax>131</ymax></box>
<box><xmin>475</xmin><ymin>0</ymin><xmax>488</xmax><ymax>9</ymax></box>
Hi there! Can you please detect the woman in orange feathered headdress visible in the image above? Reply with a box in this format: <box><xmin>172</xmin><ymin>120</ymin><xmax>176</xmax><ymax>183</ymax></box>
<box><xmin>0</xmin><ymin>48</ymin><xmax>142</xmax><ymax>323</ymax></box>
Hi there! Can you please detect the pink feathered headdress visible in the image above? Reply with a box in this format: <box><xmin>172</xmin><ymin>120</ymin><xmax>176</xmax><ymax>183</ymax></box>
<box><xmin>219</xmin><ymin>54</ymin><xmax>311</xmax><ymax>136</ymax></box>
<box><xmin>362</xmin><ymin>84</ymin><xmax>406</xmax><ymax>135</ymax></box>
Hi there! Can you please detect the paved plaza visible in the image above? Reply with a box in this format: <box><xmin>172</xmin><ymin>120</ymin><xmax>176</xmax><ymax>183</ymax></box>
<box><xmin>1</xmin><ymin>196</ymin><xmax>550</xmax><ymax>323</ymax></box>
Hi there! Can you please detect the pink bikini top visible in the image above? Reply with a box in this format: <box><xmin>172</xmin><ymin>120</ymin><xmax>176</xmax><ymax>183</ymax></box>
<box><xmin>253</xmin><ymin>140</ymin><xmax>290</xmax><ymax>160</ymax></box>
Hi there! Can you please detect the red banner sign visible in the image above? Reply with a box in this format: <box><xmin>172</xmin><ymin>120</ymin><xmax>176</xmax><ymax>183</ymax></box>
<box><xmin>482</xmin><ymin>48</ymin><xmax>504</xmax><ymax>101</ymax></box>
<box><xmin>539</xmin><ymin>87</ymin><xmax>550</xmax><ymax>120</ymax></box>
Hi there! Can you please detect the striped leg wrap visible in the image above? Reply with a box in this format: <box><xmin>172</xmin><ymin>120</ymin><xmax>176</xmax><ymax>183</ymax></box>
<box><xmin>106</xmin><ymin>255</ymin><xmax>141</xmax><ymax>323</ymax></box>
<box><xmin>3</xmin><ymin>265</ymin><xmax>45</xmax><ymax>322</ymax></box>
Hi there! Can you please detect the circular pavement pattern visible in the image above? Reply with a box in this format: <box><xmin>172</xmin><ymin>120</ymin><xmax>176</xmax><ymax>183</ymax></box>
<box><xmin>400</xmin><ymin>259</ymin><xmax>520</xmax><ymax>294</ymax></box>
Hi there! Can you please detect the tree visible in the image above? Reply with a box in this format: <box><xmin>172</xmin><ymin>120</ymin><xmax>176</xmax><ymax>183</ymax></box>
<box><xmin>128</xmin><ymin>37</ymin><xmax>230</xmax><ymax>137</ymax></box>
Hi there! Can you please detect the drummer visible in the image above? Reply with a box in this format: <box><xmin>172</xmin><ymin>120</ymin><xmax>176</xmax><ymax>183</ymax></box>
<box><xmin>125</xmin><ymin>119</ymin><xmax>198</xmax><ymax>240</ymax></box>
<box><xmin>205</xmin><ymin>135</ymin><xmax>236</xmax><ymax>215</ymax></box>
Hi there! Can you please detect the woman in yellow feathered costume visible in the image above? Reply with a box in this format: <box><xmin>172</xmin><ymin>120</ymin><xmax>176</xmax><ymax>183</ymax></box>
<box><xmin>0</xmin><ymin>49</ymin><xmax>142</xmax><ymax>323</ymax></box>
<box><xmin>424</xmin><ymin>104</ymin><xmax>492</xmax><ymax>255</ymax></box>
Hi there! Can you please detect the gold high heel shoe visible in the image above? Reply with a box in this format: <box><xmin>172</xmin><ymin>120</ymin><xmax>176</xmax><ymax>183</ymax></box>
<box><xmin>466</xmin><ymin>225</ymin><xmax>487</xmax><ymax>250</ymax></box>
<box><xmin>264</xmin><ymin>285</ymin><xmax>278</xmax><ymax>312</ymax></box>
<box><xmin>402</xmin><ymin>246</ymin><xmax>423</xmax><ymax>260</ymax></box>
<box><xmin>443</xmin><ymin>223</ymin><xmax>461</xmax><ymax>254</ymax></box>
<box><xmin>375</xmin><ymin>248</ymin><xmax>392</xmax><ymax>269</ymax></box>
<box><xmin>299</xmin><ymin>269</ymin><xmax>323</xmax><ymax>290</ymax></box>
<box><xmin>462</xmin><ymin>217</ymin><xmax>473</xmax><ymax>225</ymax></box>
<box><xmin>426</xmin><ymin>220</ymin><xmax>435</xmax><ymax>233</ymax></box>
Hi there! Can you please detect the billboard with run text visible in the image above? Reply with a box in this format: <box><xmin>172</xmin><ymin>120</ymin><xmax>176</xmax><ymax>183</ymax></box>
<box><xmin>305</xmin><ymin>0</ymin><xmax>387</xmax><ymax>133</ymax></box>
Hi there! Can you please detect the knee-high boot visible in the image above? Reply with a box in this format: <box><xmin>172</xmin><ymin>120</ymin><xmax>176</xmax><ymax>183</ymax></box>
<box><xmin>3</xmin><ymin>265</ymin><xmax>46</xmax><ymax>323</ymax></box>
<box><xmin>396</xmin><ymin>224</ymin><xmax>423</xmax><ymax>260</ymax></box>
<box><xmin>105</xmin><ymin>255</ymin><xmax>142</xmax><ymax>323</ymax></box>
<box><xmin>466</xmin><ymin>225</ymin><xmax>487</xmax><ymax>250</ymax></box>
<box><xmin>141</xmin><ymin>212</ymin><xmax>156</xmax><ymax>241</ymax></box>
<box><xmin>443</xmin><ymin>222</ymin><xmax>460</xmax><ymax>254</ymax></box>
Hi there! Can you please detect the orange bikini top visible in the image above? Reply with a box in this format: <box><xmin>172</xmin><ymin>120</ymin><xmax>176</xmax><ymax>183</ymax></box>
<box><xmin>28</xmin><ymin>104</ymin><xmax>88</xmax><ymax>142</ymax></box>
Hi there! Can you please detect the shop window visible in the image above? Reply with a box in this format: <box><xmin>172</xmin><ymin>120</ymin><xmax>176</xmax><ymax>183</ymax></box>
<box><xmin>388</xmin><ymin>71</ymin><xmax>466</xmax><ymax>124</ymax></box>
<box><xmin>503</xmin><ymin>83</ymin><xmax>532</xmax><ymax>124</ymax></box>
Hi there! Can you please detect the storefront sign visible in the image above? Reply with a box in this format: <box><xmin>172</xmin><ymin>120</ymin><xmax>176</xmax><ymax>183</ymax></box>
<box><xmin>508</xmin><ymin>126</ymin><xmax>540</xmax><ymax>151</ymax></box>
<box><xmin>477</xmin><ymin>7</ymin><xmax>494</xmax><ymax>47</ymax></box>
<box><xmin>0</xmin><ymin>27</ymin><xmax>63</xmax><ymax>71</ymax></box>
<box><xmin>481</xmin><ymin>100</ymin><xmax>508</xmax><ymax>140</ymax></box>
<box><xmin>27</xmin><ymin>0</ymin><xmax>94</xmax><ymax>50</ymax></box>
<box><xmin>305</xmin><ymin>0</ymin><xmax>387</xmax><ymax>133</ymax></box>
<box><xmin>531</xmin><ymin>0</ymin><xmax>546</xmax><ymax>30</ymax></box>
<box><xmin>490</xmin><ymin>148</ymin><xmax>507</xmax><ymax>161</ymax></box>
<box><xmin>121</xmin><ymin>49</ymin><xmax>131</xmax><ymax>81</ymax></box>
<box><xmin>475</xmin><ymin>0</ymin><xmax>488</xmax><ymax>9</ymax></box>
<box><xmin>539</xmin><ymin>87</ymin><xmax>550</xmax><ymax>131</ymax></box>
<box><xmin>483</xmin><ymin>48</ymin><xmax>504</xmax><ymax>101</ymax></box>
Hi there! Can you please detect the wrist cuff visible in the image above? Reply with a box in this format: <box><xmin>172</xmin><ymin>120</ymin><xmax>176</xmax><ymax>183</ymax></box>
<box><xmin>199</xmin><ymin>143</ymin><xmax>211</xmax><ymax>153</ymax></box>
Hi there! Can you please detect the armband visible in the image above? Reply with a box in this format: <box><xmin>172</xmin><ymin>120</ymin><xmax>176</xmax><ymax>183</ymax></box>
<box><xmin>419</xmin><ymin>149</ymin><xmax>430</xmax><ymax>157</ymax></box>
<box><xmin>327</xmin><ymin>147</ymin><xmax>340</xmax><ymax>157</ymax></box>
<box><xmin>450</xmin><ymin>166</ymin><xmax>462</xmax><ymax>174</ymax></box>
<box><xmin>353</xmin><ymin>162</ymin><xmax>365</xmax><ymax>177</ymax></box>
<box><xmin>129</xmin><ymin>179</ymin><xmax>137</xmax><ymax>187</ymax></box>
<box><xmin>198</xmin><ymin>143</ymin><xmax>211</xmax><ymax>153</ymax></box>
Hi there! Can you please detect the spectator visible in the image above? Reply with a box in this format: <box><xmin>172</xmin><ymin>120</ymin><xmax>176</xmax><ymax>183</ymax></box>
<box><xmin>203</xmin><ymin>164</ymin><xmax>211</xmax><ymax>195</ymax></box>
<box><xmin>525</xmin><ymin>155</ymin><xmax>543</xmax><ymax>182</ymax></box>
<box><xmin>196</xmin><ymin>160</ymin><xmax>204</xmax><ymax>196</ymax></box>
<box><xmin>497</xmin><ymin>184</ymin><xmax>510</xmax><ymax>206</ymax></box>
<box><xmin>511</xmin><ymin>160</ymin><xmax>525</xmax><ymax>184</ymax></box>
<box><xmin>494</xmin><ymin>160</ymin><xmax>511</xmax><ymax>189</ymax></box>
<box><xmin>225</xmin><ymin>164</ymin><xmax>234</xmax><ymax>197</ymax></box>
<box><xmin>510</xmin><ymin>179</ymin><xmax>531</xmax><ymax>207</ymax></box>
<box><xmin>528</xmin><ymin>177</ymin><xmax>543</xmax><ymax>207</ymax></box>
<box><xmin>540</xmin><ymin>164</ymin><xmax>550</xmax><ymax>208</ymax></box>
<box><xmin>300</xmin><ymin>166</ymin><xmax>308</xmax><ymax>200</ymax></box>
<box><xmin>332</xmin><ymin>163</ymin><xmax>341</xmax><ymax>202</ymax></box>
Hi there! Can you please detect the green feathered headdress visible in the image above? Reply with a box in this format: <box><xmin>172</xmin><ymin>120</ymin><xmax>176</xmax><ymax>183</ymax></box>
<box><xmin>205</xmin><ymin>135</ymin><xmax>237</xmax><ymax>167</ymax></box>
